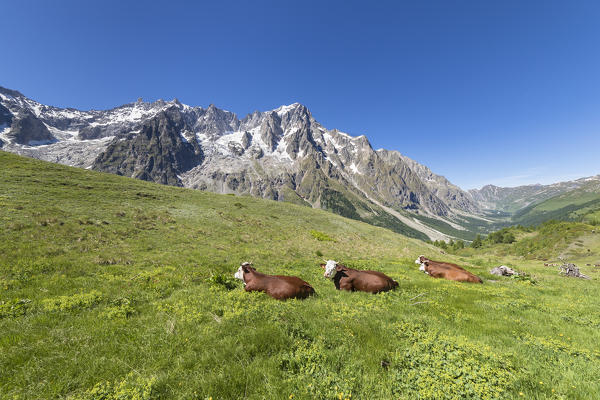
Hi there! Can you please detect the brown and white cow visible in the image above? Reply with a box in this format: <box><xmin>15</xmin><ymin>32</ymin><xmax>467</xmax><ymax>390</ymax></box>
<box><xmin>234</xmin><ymin>262</ymin><xmax>315</xmax><ymax>300</ymax></box>
<box><xmin>321</xmin><ymin>260</ymin><xmax>398</xmax><ymax>293</ymax></box>
<box><xmin>415</xmin><ymin>255</ymin><xmax>482</xmax><ymax>283</ymax></box>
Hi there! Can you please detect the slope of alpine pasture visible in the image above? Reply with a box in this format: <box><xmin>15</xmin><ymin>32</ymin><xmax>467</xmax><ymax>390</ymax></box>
<box><xmin>468</xmin><ymin>177</ymin><xmax>599</xmax><ymax>214</ymax></box>
<box><xmin>1</xmin><ymin>150</ymin><xmax>600</xmax><ymax>400</ymax></box>
<box><xmin>452</xmin><ymin>221</ymin><xmax>600</xmax><ymax>264</ymax></box>
<box><xmin>512</xmin><ymin>181</ymin><xmax>600</xmax><ymax>227</ymax></box>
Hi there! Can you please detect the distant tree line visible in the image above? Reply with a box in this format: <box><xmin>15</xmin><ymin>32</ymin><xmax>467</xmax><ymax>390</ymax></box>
<box><xmin>485</xmin><ymin>228</ymin><xmax>516</xmax><ymax>245</ymax></box>
<box><xmin>428</xmin><ymin>238</ymin><xmax>466</xmax><ymax>251</ymax></box>
<box><xmin>428</xmin><ymin>227</ymin><xmax>518</xmax><ymax>252</ymax></box>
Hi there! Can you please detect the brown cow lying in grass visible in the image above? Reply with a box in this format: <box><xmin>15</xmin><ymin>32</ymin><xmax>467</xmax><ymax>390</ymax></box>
<box><xmin>321</xmin><ymin>260</ymin><xmax>398</xmax><ymax>293</ymax></box>
<box><xmin>234</xmin><ymin>262</ymin><xmax>316</xmax><ymax>300</ymax></box>
<box><xmin>415</xmin><ymin>255</ymin><xmax>482</xmax><ymax>283</ymax></box>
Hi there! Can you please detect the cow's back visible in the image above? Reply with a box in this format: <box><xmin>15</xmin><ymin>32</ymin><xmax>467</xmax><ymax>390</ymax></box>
<box><xmin>270</xmin><ymin>275</ymin><xmax>316</xmax><ymax>299</ymax></box>
<box><xmin>351</xmin><ymin>270</ymin><xmax>398</xmax><ymax>293</ymax></box>
<box><xmin>429</xmin><ymin>260</ymin><xmax>469</xmax><ymax>272</ymax></box>
<box><xmin>427</xmin><ymin>263</ymin><xmax>482</xmax><ymax>283</ymax></box>
<box><xmin>450</xmin><ymin>269</ymin><xmax>482</xmax><ymax>283</ymax></box>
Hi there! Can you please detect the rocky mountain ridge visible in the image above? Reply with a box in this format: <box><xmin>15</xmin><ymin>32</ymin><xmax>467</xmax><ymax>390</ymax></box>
<box><xmin>7</xmin><ymin>85</ymin><xmax>594</xmax><ymax>240</ymax></box>
<box><xmin>1</xmin><ymin>86</ymin><xmax>483</xmax><ymax>239</ymax></box>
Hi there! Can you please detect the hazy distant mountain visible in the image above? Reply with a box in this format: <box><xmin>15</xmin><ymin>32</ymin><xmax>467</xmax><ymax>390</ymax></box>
<box><xmin>469</xmin><ymin>176</ymin><xmax>600</xmax><ymax>213</ymax></box>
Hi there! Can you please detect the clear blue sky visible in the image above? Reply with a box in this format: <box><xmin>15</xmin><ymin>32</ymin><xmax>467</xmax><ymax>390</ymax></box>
<box><xmin>2</xmin><ymin>0</ymin><xmax>599</xmax><ymax>189</ymax></box>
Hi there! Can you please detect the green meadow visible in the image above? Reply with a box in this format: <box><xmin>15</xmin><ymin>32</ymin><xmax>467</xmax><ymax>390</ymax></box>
<box><xmin>1</xmin><ymin>151</ymin><xmax>599</xmax><ymax>399</ymax></box>
<box><xmin>512</xmin><ymin>181</ymin><xmax>600</xmax><ymax>227</ymax></box>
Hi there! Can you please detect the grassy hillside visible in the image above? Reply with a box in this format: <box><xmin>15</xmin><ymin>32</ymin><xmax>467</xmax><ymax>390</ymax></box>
<box><xmin>412</xmin><ymin>213</ymin><xmax>479</xmax><ymax>241</ymax></box>
<box><xmin>316</xmin><ymin>183</ymin><xmax>429</xmax><ymax>241</ymax></box>
<box><xmin>512</xmin><ymin>181</ymin><xmax>600</xmax><ymax>226</ymax></box>
<box><xmin>454</xmin><ymin>221</ymin><xmax>599</xmax><ymax>262</ymax></box>
<box><xmin>1</xmin><ymin>151</ymin><xmax>600</xmax><ymax>399</ymax></box>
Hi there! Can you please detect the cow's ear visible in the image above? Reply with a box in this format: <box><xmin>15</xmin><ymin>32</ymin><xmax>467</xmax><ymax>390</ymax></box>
<box><xmin>319</xmin><ymin>263</ymin><xmax>326</xmax><ymax>269</ymax></box>
<box><xmin>335</xmin><ymin>264</ymin><xmax>346</xmax><ymax>271</ymax></box>
<box><xmin>242</xmin><ymin>265</ymin><xmax>251</xmax><ymax>273</ymax></box>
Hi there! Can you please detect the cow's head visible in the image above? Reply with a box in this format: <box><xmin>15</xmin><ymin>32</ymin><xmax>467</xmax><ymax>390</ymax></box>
<box><xmin>415</xmin><ymin>255</ymin><xmax>429</xmax><ymax>272</ymax></box>
<box><xmin>234</xmin><ymin>262</ymin><xmax>254</xmax><ymax>283</ymax></box>
<box><xmin>321</xmin><ymin>260</ymin><xmax>345</xmax><ymax>279</ymax></box>
<box><xmin>415</xmin><ymin>255</ymin><xmax>429</xmax><ymax>265</ymax></box>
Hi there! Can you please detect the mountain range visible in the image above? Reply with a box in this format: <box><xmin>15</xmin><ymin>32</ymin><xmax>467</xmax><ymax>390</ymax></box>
<box><xmin>1</xmin><ymin>85</ymin><xmax>598</xmax><ymax>240</ymax></box>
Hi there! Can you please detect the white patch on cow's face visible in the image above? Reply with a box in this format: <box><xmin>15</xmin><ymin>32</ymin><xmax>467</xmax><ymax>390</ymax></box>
<box><xmin>415</xmin><ymin>255</ymin><xmax>427</xmax><ymax>264</ymax></box>
<box><xmin>416</xmin><ymin>256</ymin><xmax>429</xmax><ymax>274</ymax></box>
<box><xmin>323</xmin><ymin>260</ymin><xmax>338</xmax><ymax>279</ymax></box>
<box><xmin>234</xmin><ymin>266</ymin><xmax>245</xmax><ymax>282</ymax></box>
<box><xmin>419</xmin><ymin>264</ymin><xmax>430</xmax><ymax>275</ymax></box>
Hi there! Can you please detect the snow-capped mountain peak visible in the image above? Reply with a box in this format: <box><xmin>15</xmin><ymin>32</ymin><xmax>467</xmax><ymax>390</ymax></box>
<box><xmin>0</xmin><ymin>85</ymin><xmax>481</xmax><ymax>240</ymax></box>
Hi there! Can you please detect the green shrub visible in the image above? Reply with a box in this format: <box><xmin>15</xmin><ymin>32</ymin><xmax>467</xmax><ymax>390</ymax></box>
<box><xmin>134</xmin><ymin>266</ymin><xmax>179</xmax><ymax>297</ymax></box>
<box><xmin>101</xmin><ymin>298</ymin><xmax>136</xmax><ymax>319</ymax></box>
<box><xmin>42</xmin><ymin>291</ymin><xmax>102</xmax><ymax>312</ymax></box>
<box><xmin>206</xmin><ymin>273</ymin><xmax>239</xmax><ymax>290</ymax></box>
<box><xmin>0</xmin><ymin>299</ymin><xmax>32</xmax><ymax>318</ymax></box>
<box><xmin>279</xmin><ymin>338</ymin><xmax>357</xmax><ymax>399</ymax></box>
<box><xmin>471</xmin><ymin>234</ymin><xmax>483</xmax><ymax>248</ymax></box>
<box><xmin>71</xmin><ymin>372</ymin><xmax>157</xmax><ymax>400</ymax></box>
<box><xmin>486</xmin><ymin>228</ymin><xmax>516</xmax><ymax>244</ymax></box>
<box><xmin>510</xmin><ymin>272</ymin><xmax>537</xmax><ymax>285</ymax></box>
<box><xmin>309</xmin><ymin>230</ymin><xmax>334</xmax><ymax>242</ymax></box>
<box><xmin>390</xmin><ymin>325</ymin><xmax>516</xmax><ymax>399</ymax></box>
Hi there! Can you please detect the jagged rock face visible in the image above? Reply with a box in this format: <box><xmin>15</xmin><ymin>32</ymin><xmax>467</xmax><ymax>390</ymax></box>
<box><xmin>92</xmin><ymin>108</ymin><xmax>203</xmax><ymax>186</ymax></box>
<box><xmin>0</xmin><ymin>103</ymin><xmax>12</xmax><ymax>127</ymax></box>
<box><xmin>357</xmin><ymin>150</ymin><xmax>450</xmax><ymax>215</ymax></box>
<box><xmin>6</xmin><ymin>111</ymin><xmax>56</xmax><ymax>145</ymax></box>
<box><xmin>78</xmin><ymin>122</ymin><xmax>135</xmax><ymax>140</ymax></box>
<box><xmin>260</xmin><ymin>112</ymin><xmax>283</xmax><ymax>151</ymax></box>
<box><xmin>192</xmin><ymin>104</ymin><xmax>240</xmax><ymax>137</ymax></box>
<box><xmin>285</xmin><ymin>123</ymin><xmax>317</xmax><ymax>160</ymax></box>
<box><xmin>240</xmin><ymin>131</ymin><xmax>252</xmax><ymax>149</ymax></box>
<box><xmin>388</xmin><ymin>151</ymin><xmax>480</xmax><ymax>213</ymax></box>
<box><xmin>0</xmin><ymin>104</ymin><xmax>10</xmax><ymax>148</ymax></box>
